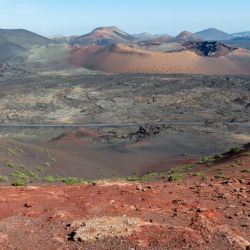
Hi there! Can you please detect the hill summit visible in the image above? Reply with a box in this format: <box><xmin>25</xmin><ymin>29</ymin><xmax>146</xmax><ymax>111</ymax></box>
<box><xmin>176</xmin><ymin>31</ymin><xmax>200</xmax><ymax>42</ymax></box>
<box><xmin>70</xmin><ymin>26</ymin><xmax>136</xmax><ymax>46</ymax></box>
<box><xmin>195</xmin><ymin>28</ymin><xmax>231</xmax><ymax>41</ymax></box>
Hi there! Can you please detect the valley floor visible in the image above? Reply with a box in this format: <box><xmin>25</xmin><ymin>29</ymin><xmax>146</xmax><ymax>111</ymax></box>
<box><xmin>0</xmin><ymin>72</ymin><xmax>249</xmax><ymax>183</ymax></box>
<box><xmin>0</xmin><ymin>71</ymin><xmax>249</xmax><ymax>249</ymax></box>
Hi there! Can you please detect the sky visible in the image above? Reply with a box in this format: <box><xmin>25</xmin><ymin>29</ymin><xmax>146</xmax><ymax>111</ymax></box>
<box><xmin>0</xmin><ymin>0</ymin><xmax>250</xmax><ymax>36</ymax></box>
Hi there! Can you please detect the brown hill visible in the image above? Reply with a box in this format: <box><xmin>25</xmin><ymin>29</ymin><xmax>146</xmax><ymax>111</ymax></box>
<box><xmin>73</xmin><ymin>44</ymin><xmax>250</xmax><ymax>75</ymax></box>
<box><xmin>175</xmin><ymin>31</ymin><xmax>200</xmax><ymax>42</ymax></box>
<box><xmin>70</xmin><ymin>26</ymin><xmax>136</xmax><ymax>46</ymax></box>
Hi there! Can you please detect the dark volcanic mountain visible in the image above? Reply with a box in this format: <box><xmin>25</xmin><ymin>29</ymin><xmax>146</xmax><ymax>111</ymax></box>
<box><xmin>70</xmin><ymin>26</ymin><xmax>137</xmax><ymax>46</ymax></box>
<box><xmin>0</xmin><ymin>29</ymin><xmax>54</xmax><ymax>49</ymax></box>
<box><xmin>196</xmin><ymin>28</ymin><xmax>231</xmax><ymax>41</ymax></box>
<box><xmin>0</xmin><ymin>40</ymin><xmax>25</xmax><ymax>63</ymax></box>
<box><xmin>0</xmin><ymin>29</ymin><xmax>54</xmax><ymax>63</ymax></box>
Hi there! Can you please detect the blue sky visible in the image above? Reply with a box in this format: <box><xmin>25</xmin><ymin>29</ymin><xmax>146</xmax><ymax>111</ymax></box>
<box><xmin>0</xmin><ymin>0</ymin><xmax>249</xmax><ymax>36</ymax></box>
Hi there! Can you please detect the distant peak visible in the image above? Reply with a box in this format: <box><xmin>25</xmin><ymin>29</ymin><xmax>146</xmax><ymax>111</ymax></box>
<box><xmin>179</xmin><ymin>30</ymin><xmax>192</xmax><ymax>34</ymax></box>
<box><xmin>176</xmin><ymin>31</ymin><xmax>199</xmax><ymax>42</ymax></box>
<box><xmin>139</xmin><ymin>32</ymin><xmax>153</xmax><ymax>35</ymax></box>
<box><xmin>196</xmin><ymin>28</ymin><xmax>229</xmax><ymax>35</ymax></box>
<box><xmin>195</xmin><ymin>28</ymin><xmax>231</xmax><ymax>41</ymax></box>
<box><xmin>93</xmin><ymin>26</ymin><xmax>120</xmax><ymax>32</ymax></box>
<box><xmin>177</xmin><ymin>31</ymin><xmax>194</xmax><ymax>36</ymax></box>
<box><xmin>207</xmin><ymin>27</ymin><xmax>219</xmax><ymax>30</ymax></box>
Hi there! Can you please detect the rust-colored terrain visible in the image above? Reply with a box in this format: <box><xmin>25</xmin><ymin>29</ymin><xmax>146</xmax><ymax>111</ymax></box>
<box><xmin>0</xmin><ymin>148</ymin><xmax>249</xmax><ymax>250</ymax></box>
<box><xmin>76</xmin><ymin>44</ymin><xmax>250</xmax><ymax>75</ymax></box>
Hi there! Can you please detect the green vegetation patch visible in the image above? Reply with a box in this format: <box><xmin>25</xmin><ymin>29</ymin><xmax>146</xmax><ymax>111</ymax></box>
<box><xmin>124</xmin><ymin>175</ymin><xmax>142</xmax><ymax>182</ymax></box>
<box><xmin>18</xmin><ymin>167</ymin><xmax>39</xmax><ymax>180</ymax></box>
<box><xmin>10</xmin><ymin>167</ymin><xmax>39</xmax><ymax>186</ymax></box>
<box><xmin>193</xmin><ymin>172</ymin><xmax>208</xmax><ymax>181</ymax></box>
<box><xmin>214</xmin><ymin>170</ymin><xmax>227</xmax><ymax>180</ymax></box>
<box><xmin>122</xmin><ymin>164</ymin><xmax>194</xmax><ymax>183</ymax></box>
<box><xmin>230</xmin><ymin>145</ymin><xmax>244</xmax><ymax>154</ymax></box>
<box><xmin>124</xmin><ymin>171</ymin><xmax>167</xmax><ymax>182</ymax></box>
<box><xmin>168</xmin><ymin>173</ymin><xmax>183</xmax><ymax>182</ymax></box>
<box><xmin>169</xmin><ymin>164</ymin><xmax>194</xmax><ymax>174</ymax></box>
<box><xmin>61</xmin><ymin>177</ymin><xmax>86</xmax><ymax>185</ymax></box>
<box><xmin>42</xmin><ymin>176</ymin><xmax>87</xmax><ymax>185</ymax></box>
<box><xmin>3</xmin><ymin>160</ymin><xmax>17</xmax><ymax>168</ymax></box>
<box><xmin>10</xmin><ymin>171</ymin><xmax>29</xmax><ymax>186</ymax></box>
<box><xmin>0</xmin><ymin>175</ymin><xmax>7</xmax><ymax>182</ymax></box>
<box><xmin>199</xmin><ymin>155</ymin><xmax>221</xmax><ymax>165</ymax></box>
<box><xmin>42</xmin><ymin>176</ymin><xmax>59</xmax><ymax>183</ymax></box>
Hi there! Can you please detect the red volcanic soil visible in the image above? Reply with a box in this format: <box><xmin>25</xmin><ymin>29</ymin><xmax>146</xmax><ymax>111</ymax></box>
<box><xmin>73</xmin><ymin>43</ymin><xmax>250</xmax><ymax>75</ymax></box>
<box><xmin>0</xmin><ymin>152</ymin><xmax>249</xmax><ymax>249</ymax></box>
<box><xmin>69</xmin><ymin>45</ymin><xmax>100</xmax><ymax>67</ymax></box>
<box><xmin>51</xmin><ymin>128</ymin><xmax>100</xmax><ymax>145</ymax></box>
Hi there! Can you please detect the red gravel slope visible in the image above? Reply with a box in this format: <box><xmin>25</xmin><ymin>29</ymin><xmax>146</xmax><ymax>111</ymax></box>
<box><xmin>0</xmin><ymin>152</ymin><xmax>249</xmax><ymax>249</ymax></box>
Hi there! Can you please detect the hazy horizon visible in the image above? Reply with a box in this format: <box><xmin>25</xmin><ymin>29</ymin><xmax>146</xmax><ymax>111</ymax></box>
<box><xmin>0</xmin><ymin>0</ymin><xmax>250</xmax><ymax>36</ymax></box>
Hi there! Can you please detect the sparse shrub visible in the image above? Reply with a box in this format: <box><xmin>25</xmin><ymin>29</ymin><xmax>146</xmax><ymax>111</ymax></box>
<box><xmin>201</xmin><ymin>175</ymin><xmax>208</xmax><ymax>181</ymax></box>
<box><xmin>192</xmin><ymin>172</ymin><xmax>208</xmax><ymax>181</ymax></box>
<box><xmin>42</xmin><ymin>176</ymin><xmax>57</xmax><ymax>183</ymax></box>
<box><xmin>19</xmin><ymin>168</ymin><xmax>39</xmax><ymax>180</ymax></box>
<box><xmin>11</xmin><ymin>171</ymin><xmax>29</xmax><ymax>186</ymax></box>
<box><xmin>139</xmin><ymin>172</ymin><xmax>166</xmax><ymax>182</ymax></box>
<box><xmin>181</xmin><ymin>164</ymin><xmax>194</xmax><ymax>171</ymax></box>
<box><xmin>168</xmin><ymin>173</ymin><xmax>182</xmax><ymax>182</ymax></box>
<box><xmin>199</xmin><ymin>156</ymin><xmax>217</xmax><ymax>165</ymax></box>
<box><xmin>233</xmin><ymin>159</ymin><xmax>245</xmax><ymax>166</ymax></box>
<box><xmin>43</xmin><ymin>162</ymin><xmax>51</xmax><ymax>167</ymax></box>
<box><xmin>124</xmin><ymin>175</ymin><xmax>141</xmax><ymax>182</ymax></box>
<box><xmin>230</xmin><ymin>145</ymin><xmax>244</xmax><ymax>154</ymax></box>
<box><xmin>214</xmin><ymin>171</ymin><xmax>227</xmax><ymax>180</ymax></box>
<box><xmin>87</xmin><ymin>180</ymin><xmax>97</xmax><ymax>185</ymax></box>
<box><xmin>35</xmin><ymin>166</ymin><xmax>44</xmax><ymax>172</ymax></box>
<box><xmin>193</xmin><ymin>172</ymin><xmax>202</xmax><ymax>177</ymax></box>
<box><xmin>61</xmin><ymin>177</ymin><xmax>85</xmax><ymax>185</ymax></box>
<box><xmin>7</xmin><ymin>148</ymin><xmax>18</xmax><ymax>156</ymax></box>
<box><xmin>147</xmin><ymin>172</ymin><xmax>161</xmax><ymax>177</ymax></box>
<box><xmin>241</xmin><ymin>169</ymin><xmax>250</xmax><ymax>173</ymax></box>
<box><xmin>3</xmin><ymin>160</ymin><xmax>16</xmax><ymax>168</ymax></box>
<box><xmin>48</xmin><ymin>155</ymin><xmax>56</xmax><ymax>162</ymax></box>
<box><xmin>169</xmin><ymin>164</ymin><xmax>194</xmax><ymax>174</ymax></box>
<box><xmin>0</xmin><ymin>175</ymin><xmax>7</xmax><ymax>182</ymax></box>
